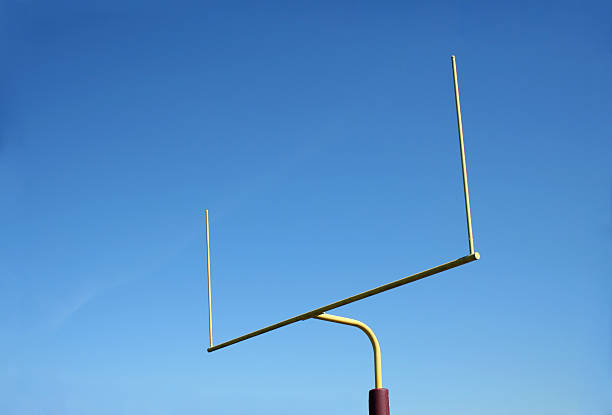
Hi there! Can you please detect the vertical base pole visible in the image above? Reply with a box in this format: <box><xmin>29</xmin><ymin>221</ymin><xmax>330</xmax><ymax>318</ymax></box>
<box><xmin>369</xmin><ymin>388</ymin><xmax>390</xmax><ymax>415</ymax></box>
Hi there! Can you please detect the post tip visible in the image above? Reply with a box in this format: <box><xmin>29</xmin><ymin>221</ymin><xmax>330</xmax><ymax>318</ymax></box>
<box><xmin>473</xmin><ymin>252</ymin><xmax>480</xmax><ymax>260</ymax></box>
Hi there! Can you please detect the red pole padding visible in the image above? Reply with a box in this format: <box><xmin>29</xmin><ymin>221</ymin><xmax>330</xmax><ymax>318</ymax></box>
<box><xmin>369</xmin><ymin>388</ymin><xmax>390</xmax><ymax>415</ymax></box>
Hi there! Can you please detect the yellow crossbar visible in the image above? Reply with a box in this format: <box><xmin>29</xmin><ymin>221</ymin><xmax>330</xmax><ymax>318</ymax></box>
<box><xmin>207</xmin><ymin>252</ymin><xmax>479</xmax><ymax>352</ymax></box>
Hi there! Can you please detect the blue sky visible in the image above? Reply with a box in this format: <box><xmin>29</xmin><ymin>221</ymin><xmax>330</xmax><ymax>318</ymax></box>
<box><xmin>1</xmin><ymin>1</ymin><xmax>611</xmax><ymax>414</ymax></box>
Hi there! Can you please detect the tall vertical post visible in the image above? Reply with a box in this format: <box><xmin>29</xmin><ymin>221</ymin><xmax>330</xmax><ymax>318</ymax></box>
<box><xmin>205</xmin><ymin>209</ymin><xmax>213</xmax><ymax>348</ymax></box>
<box><xmin>451</xmin><ymin>56</ymin><xmax>475</xmax><ymax>255</ymax></box>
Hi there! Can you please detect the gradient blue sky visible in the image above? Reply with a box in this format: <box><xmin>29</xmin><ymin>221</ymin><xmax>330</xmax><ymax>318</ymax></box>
<box><xmin>1</xmin><ymin>1</ymin><xmax>611</xmax><ymax>414</ymax></box>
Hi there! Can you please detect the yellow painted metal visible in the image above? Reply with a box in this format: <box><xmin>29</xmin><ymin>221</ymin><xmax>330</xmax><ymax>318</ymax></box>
<box><xmin>451</xmin><ymin>55</ymin><xmax>475</xmax><ymax>255</ymax></box>
<box><xmin>314</xmin><ymin>313</ymin><xmax>383</xmax><ymax>389</ymax></box>
<box><xmin>205</xmin><ymin>55</ymin><xmax>481</xmax><ymax>355</ymax></box>
<box><xmin>205</xmin><ymin>209</ymin><xmax>213</xmax><ymax>348</ymax></box>
<box><xmin>207</xmin><ymin>252</ymin><xmax>479</xmax><ymax>352</ymax></box>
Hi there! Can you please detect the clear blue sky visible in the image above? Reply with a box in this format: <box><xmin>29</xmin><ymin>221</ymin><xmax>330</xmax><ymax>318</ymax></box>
<box><xmin>1</xmin><ymin>1</ymin><xmax>610</xmax><ymax>414</ymax></box>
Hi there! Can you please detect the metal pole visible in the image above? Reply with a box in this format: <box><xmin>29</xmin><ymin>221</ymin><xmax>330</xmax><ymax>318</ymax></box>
<box><xmin>205</xmin><ymin>210</ymin><xmax>213</xmax><ymax>348</ymax></box>
<box><xmin>314</xmin><ymin>313</ymin><xmax>389</xmax><ymax>415</ymax></box>
<box><xmin>451</xmin><ymin>55</ymin><xmax>475</xmax><ymax>255</ymax></box>
<box><xmin>207</xmin><ymin>252</ymin><xmax>479</xmax><ymax>352</ymax></box>
<box><xmin>314</xmin><ymin>313</ymin><xmax>383</xmax><ymax>389</ymax></box>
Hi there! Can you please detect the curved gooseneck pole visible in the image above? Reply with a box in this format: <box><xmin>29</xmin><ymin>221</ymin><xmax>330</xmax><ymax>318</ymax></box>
<box><xmin>314</xmin><ymin>313</ymin><xmax>382</xmax><ymax>389</ymax></box>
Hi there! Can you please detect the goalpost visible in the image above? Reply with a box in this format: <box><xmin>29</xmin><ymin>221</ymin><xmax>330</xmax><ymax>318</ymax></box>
<box><xmin>204</xmin><ymin>55</ymin><xmax>480</xmax><ymax>415</ymax></box>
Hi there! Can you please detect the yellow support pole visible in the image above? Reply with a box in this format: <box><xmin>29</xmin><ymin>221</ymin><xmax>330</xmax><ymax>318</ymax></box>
<box><xmin>451</xmin><ymin>55</ymin><xmax>475</xmax><ymax>255</ymax></box>
<box><xmin>205</xmin><ymin>210</ymin><xmax>213</xmax><ymax>348</ymax></box>
<box><xmin>314</xmin><ymin>313</ymin><xmax>383</xmax><ymax>389</ymax></box>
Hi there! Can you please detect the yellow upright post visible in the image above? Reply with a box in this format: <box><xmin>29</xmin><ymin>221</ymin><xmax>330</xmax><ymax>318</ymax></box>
<box><xmin>451</xmin><ymin>55</ymin><xmax>475</xmax><ymax>255</ymax></box>
<box><xmin>205</xmin><ymin>210</ymin><xmax>213</xmax><ymax>348</ymax></box>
